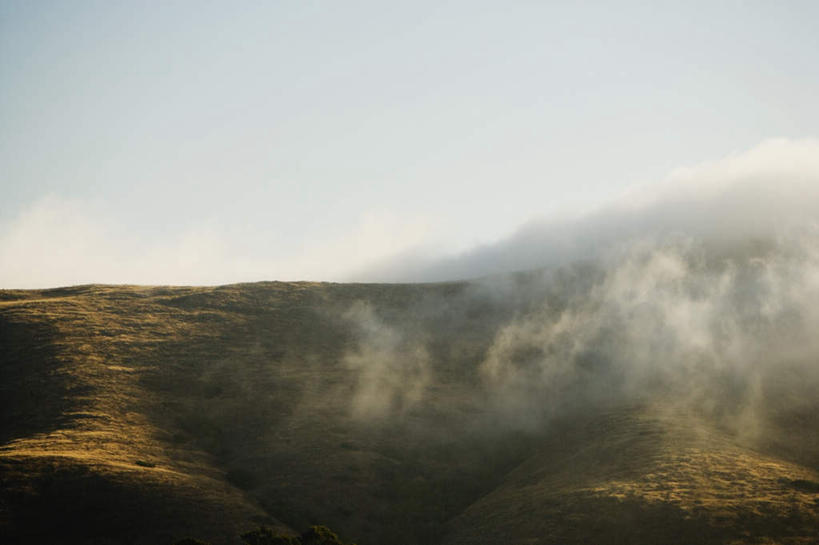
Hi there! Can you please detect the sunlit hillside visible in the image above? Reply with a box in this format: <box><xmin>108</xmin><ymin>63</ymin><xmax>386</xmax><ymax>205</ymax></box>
<box><xmin>2</xmin><ymin>250</ymin><xmax>819</xmax><ymax>544</ymax></box>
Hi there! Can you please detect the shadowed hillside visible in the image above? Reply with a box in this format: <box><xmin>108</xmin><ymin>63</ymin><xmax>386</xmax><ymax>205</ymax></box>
<box><xmin>2</xmin><ymin>249</ymin><xmax>819</xmax><ymax>544</ymax></box>
<box><xmin>0</xmin><ymin>282</ymin><xmax>532</xmax><ymax>544</ymax></box>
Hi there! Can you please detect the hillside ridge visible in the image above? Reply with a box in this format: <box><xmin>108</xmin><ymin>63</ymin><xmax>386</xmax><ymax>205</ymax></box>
<box><xmin>2</xmin><ymin>281</ymin><xmax>819</xmax><ymax>544</ymax></box>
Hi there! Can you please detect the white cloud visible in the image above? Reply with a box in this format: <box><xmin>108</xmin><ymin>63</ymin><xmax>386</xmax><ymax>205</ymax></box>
<box><xmin>0</xmin><ymin>196</ymin><xmax>434</xmax><ymax>288</ymax></box>
<box><xmin>5</xmin><ymin>139</ymin><xmax>819</xmax><ymax>288</ymax></box>
<box><xmin>360</xmin><ymin>138</ymin><xmax>819</xmax><ymax>282</ymax></box>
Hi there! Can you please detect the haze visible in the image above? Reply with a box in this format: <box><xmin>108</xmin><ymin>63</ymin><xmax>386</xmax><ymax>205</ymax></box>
<box><xmin>2</xmin><ymin>1</ymin><xmax>819</xmax><ymax>287</ymax></box>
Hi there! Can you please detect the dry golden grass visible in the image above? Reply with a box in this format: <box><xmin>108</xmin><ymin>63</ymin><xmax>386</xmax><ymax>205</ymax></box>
<box><xmin>445</xmin><ymin>407</ymin><xmax>819</xmax><ymax>545</ymax></box>
<box><xmin>0</xmin><ymin>285</ymin><xmax>290</xmax><ymax>544</ymax></box>
<box><xmin>2</xmin><ymin>282</ymin><xmax>818</xmax><ymax>544</ymax></box>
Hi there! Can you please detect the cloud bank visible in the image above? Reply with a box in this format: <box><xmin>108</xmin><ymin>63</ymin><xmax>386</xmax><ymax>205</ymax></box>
<box><xmin>360</xmin><ymin>139</ymin><xmax>819</xmax><ymax>282</ymax></box>
<box><xmin>0</xmin><ymin>198</ymin><xmax>431</xmax><ymax>288</ymax></box>
<box><xmin>3</xmin><ymin>139</ymin><xmax>819</xmax><ymax>290</ymax></box>
<box><xmin>336</xmin><ymin>140</ymin><xmax>819</xmax><ymax>447</ymax></box>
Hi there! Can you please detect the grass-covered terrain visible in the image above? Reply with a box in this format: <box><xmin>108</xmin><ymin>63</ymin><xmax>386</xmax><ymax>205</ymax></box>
<box><xmin>2</xmin><ymin>272</ymin><xmax>819</xmax><ymax>544</ymax></box>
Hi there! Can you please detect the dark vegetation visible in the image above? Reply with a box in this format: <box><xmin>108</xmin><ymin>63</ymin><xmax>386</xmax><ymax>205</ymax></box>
<box><xmin>174</xmin><ymin>524</ymin><xmax>352</xmax><ymax>545</ymax></box>
<box><xmin>239</xmin><ymin>525</ymin><xmax>351</xmax><ymax>545</ymax></box>
<box><xmin>1</xmin><ymin>277</ymin><xmax>819</xmax><ymax>544</ymax></box>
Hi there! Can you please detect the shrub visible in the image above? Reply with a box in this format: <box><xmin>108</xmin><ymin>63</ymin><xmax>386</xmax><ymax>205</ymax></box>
<box><xmin>240</xmin><ymin>525</ymin><xmax>351</xmax><ymax>545</ymax></box>
<box><xmin>301</xmin><ymin>525</ymin><xmax>344</xmax><ymax>545</ymax></box>
<box><xmin>240</xmin><ymin>526</ymin><xmax>300</xmax><ymax>545</ymax></box>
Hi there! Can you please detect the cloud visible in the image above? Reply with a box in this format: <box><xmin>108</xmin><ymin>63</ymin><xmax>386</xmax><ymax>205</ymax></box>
<box><xmin>474</xmin><ymin>227</ymin><xmax>819</xmax><ymax>438</ymax></box>
<box><xmin>359</xmin><ymin>139</ymin><xmax>819</xmax><ymax>282</ymax></box>
<box><xmin>8</xmin><ymin>139</ymin><xmax>817</xmax><ymax>289</ymax></box>
<box><xmin>335</xmin><ymin>140</ymin><xmax>819</xmax><ymax>440</ymax></box>
<box><xmin>0</xmin><ymin>197</ymin><xmax>433</xmax><ymax>288</ymax></box>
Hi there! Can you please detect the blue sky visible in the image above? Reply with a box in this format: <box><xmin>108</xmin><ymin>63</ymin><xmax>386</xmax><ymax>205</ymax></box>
<box><xmin>2</xmin><ymin>1</ymin><xmax>819</xmax><ymax>286</ymax></box>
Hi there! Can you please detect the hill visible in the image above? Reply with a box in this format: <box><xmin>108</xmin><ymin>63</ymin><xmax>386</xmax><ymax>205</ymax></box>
<box><xmin>2</xmin><ymin>269</ymin><xmax>819</xmax><ymax>543</ymax></box>
<box><xmin>445</xmin><ymin>406</ymin><xmax>819</xmax><ymax>545</ymax></box>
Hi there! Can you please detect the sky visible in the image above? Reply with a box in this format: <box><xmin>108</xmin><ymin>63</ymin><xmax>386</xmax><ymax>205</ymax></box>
<box><xmin>2</xmin><ymin>1</ymin><xmax>819</xmax><ymax>287</ymax></box>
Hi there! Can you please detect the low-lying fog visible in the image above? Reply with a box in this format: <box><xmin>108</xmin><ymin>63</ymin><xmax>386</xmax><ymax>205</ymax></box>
<box><xmin>342</xmin><ymin>139</ymin><xmax>819</xmax><ymax>443</ymax></box>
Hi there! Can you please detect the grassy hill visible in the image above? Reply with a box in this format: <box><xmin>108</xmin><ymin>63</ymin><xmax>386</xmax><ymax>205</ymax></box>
<box><xmin>2</xmin><ymin>274</ymin><xmax>819</xmax><ymax>544</ymax></box>
<box><xmin>444</xmin><ymin>406</ymin><xmax>819</xmax><ymax>545</ymax></box>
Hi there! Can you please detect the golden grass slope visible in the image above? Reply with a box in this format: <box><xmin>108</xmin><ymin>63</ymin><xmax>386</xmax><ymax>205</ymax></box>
<box><xmin>445</xmin><ymin>407</ymin><xmax>819</xmax><ymax>545</ymax></box>
<box><xmin>1</xmin><ymin>282</ymin><xmax>819</xmax><ymax>544</ymax></box>
<box><xmin>0</xmin><ymin>285</ymin><xmax>291</xmax><ymax>544</ymax></box>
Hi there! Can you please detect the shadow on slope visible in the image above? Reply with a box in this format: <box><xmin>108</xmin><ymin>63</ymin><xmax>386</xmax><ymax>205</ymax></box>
<box><xmin>136</xmin><ymin>281</ymin><xmax>539</xmax><ymax>545</ymax></box>
<box><xmin>0</xmin><ymin>302</ymin><xmax>79</xmax><ymax>444</ymax></box>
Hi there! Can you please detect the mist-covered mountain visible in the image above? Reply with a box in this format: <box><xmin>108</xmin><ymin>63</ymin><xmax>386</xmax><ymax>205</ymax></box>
<box><xmin>3</xmin><ymin>225</ymin><xmax>819</xmax><ymax>543</ymax></box>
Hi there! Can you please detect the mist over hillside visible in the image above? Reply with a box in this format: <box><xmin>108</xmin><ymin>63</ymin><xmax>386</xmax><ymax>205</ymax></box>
<box><xmin>4</xmin><ymin>0</ymin><xmax>819</xmax><ymax>540</ymax></box>
<box><xmin>3</xmin><ymin>141</ymin><xmax>819</xmax><ymax>543</ymax></box>
<box><xmin>3</xmin><ymin>228</ymin><xmax>819</xmax><ymax>543</ymax></box>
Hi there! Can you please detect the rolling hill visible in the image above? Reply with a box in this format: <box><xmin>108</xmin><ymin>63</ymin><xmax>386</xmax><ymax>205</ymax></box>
<box><xmin>2</xmin><ymin>272</ymin><xmax>819</xmax><ymax>544</ymax></box>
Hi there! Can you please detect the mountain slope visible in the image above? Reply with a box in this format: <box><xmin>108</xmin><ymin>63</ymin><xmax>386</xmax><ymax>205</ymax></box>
<box><xmin>0</xmin><ymin>285</ymin><xmax>291</xmax><ymax>544</ymax></box>
<box><xmin>2</xmin><ymin>280</ymin><xmax>819</xmax><ymax>544</ymax></box>
<box><xmin>0</xmin><ymin>282</ymin><xmax>528</xmax><ymax>544</ymax></box>
<box><xmin>444</xmin><ymin>406</ymin><xmax>819</xmax><ymax>545</ymax></box>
